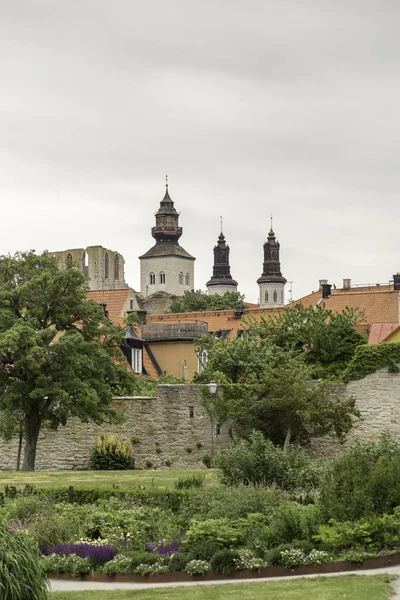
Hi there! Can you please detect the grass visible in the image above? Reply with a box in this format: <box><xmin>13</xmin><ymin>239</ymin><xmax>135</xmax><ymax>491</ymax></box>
<box><xmin>49</xmin><ymin>575</ymin><xmax>396</xmax><ymax>600</ymax></box>
<box><xmin>0</xmin><ymin>469</ymin><xmax>220</xmax><ymax>491</ymax></box>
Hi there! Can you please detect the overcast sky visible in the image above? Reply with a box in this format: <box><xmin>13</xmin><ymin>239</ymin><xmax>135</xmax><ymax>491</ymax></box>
<box><xmin>1</xmin><ymin>0</ymin><xmax>400</xmax><ymax>303</ymax></box>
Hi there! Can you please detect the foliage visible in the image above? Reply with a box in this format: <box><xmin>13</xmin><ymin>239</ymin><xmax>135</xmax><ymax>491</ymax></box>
<box><xmin>210</xmin><ymin>548</ymin><xmax>240</xmax><ymax>574</ymax></box>
<box><xmin>217</xmin><ymin>430</ymin><xmax>320</xmax><ymax>489</ymax></box>
<box><xmin>169</xmin><ymin>290</ymin><xmax>246</xmax><ymax>314</ymax></box>
<box><xmin>195</xmin><ymin>335</ymin><xmax>359</xmax><ymax>447</ymax></box>
<box><xmin>169</xmin><ymin>551</ymin><xmax>191</xmax><ymax>571</ymax></box>
<box><xmin>184</xmin><ymin>559</ymin><xmax>211</xmax><ymax>575</ymax></box>
<box><xmin>202</xmin><ymin>453</ymin><xmax>212</xmax><ymax>468</ymax></box>
<box><xmin>319</xmin><ymin>433</ymin><xmax>400</xmax><ymax>520</ymax></box>
<box><xmin>42</xmin><ymin>542</ymin><xmax>116</xmax><ymax>563</ymax></box>
<box><xmin>316</xmin><ymin>508</ymin><xmax>400</xmax><ymax>552</ymax></box>
<box><xmin>0</xmin><ymin>519</ymin><xmax>48</xmax><ymax>599</ymax></box>
<box><xmin>342</xmin><ymin>342</ymin><xmax>400</xmax><ymax>382</ymax></box>
<box><xmin>184</xmin><ymin>518</ymin><xmax>244</xmax><ymax>550</ymax></box>
<box><xmin>279</xmin><ymin>548</ymin><xmax>331</xmax><ymax>567</ymax></box>
<box><xmin>174</xmin><ymin>474</ymin><xmax>204</xmax><ymax>489</ymax></box>
<box><xmin>41</xmin><ymin>553</ymin><xmax>92</xmax><ymax>577</ymax></box>
<box><xmin>0</xmin><ymin>251</ymin><xmax>135</xmax><ymax>470</ymax></box>
<box><xmin>90</xmin><ymin>434</ymin><xmax>134</xmax><ymax>470</ymax></box>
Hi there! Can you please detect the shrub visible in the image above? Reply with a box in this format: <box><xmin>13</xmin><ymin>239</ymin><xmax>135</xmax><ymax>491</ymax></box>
<box><xmin>41</xmin><ymin>554</ymin><xmax>91</xmax><ymax>577</ymax></box>
<box><xmin>0</xmin><ymin>519</ymin><xmax>48</xmax><ymax>599</ymax></box>
<box><xmin>174</xmin><ymin>474</ymin><xmax>204</xmax><ymax>489</ymax></box>
<box><xmin>187</xmin><ymin>540</ymin><xmax>222</xmax><ymax>561</ymax></box>
<box><xmin>90</xmin><ymin>434</ymin><xmax>133</xmax><ymax>470</ymax></box>
<box><xmin>184</xmin><ymin>559</ymin><xmax>211</xmax><ymax>575</ymax></box>
<box><xmin>217</xmin><ymin>430</ymin><xmax>319</xmax><ymax>490</ymax></box>
<box><xmin>202</xmin><ymin>453</ymin><xmax>212</xmax><ymax>468</ymax></box>
<box><xmin>169</xmin><ymin>551</ymin><xmax>191</xmax><ymax>571</ymax></box>
<box><xmin>319</xmin><ymin>433</ymin><xmax>400</xmax><ymax>520</ymax></box>
<box><xmin>42</xmin><ymin>543</ymin><xmax>116</xmax><ymax>564</ymax></box>
<box><xmin>210</xmin><ymin>548</ymin><xmax>240</xmax><ymax>574</ymax></box>
<box><xmin>262</xmin><ymin>502</ymin><xmax>323</xmax><ymax>546</ymax></box>
<box><xmin>184</xmin><ymin>518</ymin><xmax>243</xmax><ymax>550</ymax></box>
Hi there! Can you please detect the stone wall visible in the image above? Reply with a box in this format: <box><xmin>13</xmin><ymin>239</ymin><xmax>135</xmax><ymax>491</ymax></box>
<box><xmin>0</xmin><ymin>386</ymin><xmax>231</xmax><ymax>471</ymax></box>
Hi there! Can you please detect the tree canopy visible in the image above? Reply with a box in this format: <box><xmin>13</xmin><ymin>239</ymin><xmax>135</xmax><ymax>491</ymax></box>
<box><xmin>169</xmin><ymin>290</ymin><xmax>246</xmax><ymax>313</ymax></box>
<box><xmin>194</xmin><ymin>304</ymin><xmax>363</xmax><ymax>447</ymax></box>
<box><xmin>0</xmin><ymin>251</ymin><xmax>139</xmax><ymax>470</ymax></box>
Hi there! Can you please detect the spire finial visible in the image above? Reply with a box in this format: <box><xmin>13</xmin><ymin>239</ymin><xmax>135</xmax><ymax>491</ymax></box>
<box><xmin>220</xmin><ymin>216</ymin><xmax>223</xmax><ymax>234</ymax></box>
<box><xmin>165</xmin><ymin>174</ymin><xmax>168</xmax><ymax>189</ymax></box>
<box><xmin>270</xmin><ymin>213</ymin><xmax>273</xmax><ymax>230</ymax></box>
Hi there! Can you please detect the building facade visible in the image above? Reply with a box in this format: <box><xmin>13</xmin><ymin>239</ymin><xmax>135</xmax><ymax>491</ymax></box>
<box><xmin>139</xmin><ymin>183</ymin><xmax>195</xmax><ymax>297</ymax></box>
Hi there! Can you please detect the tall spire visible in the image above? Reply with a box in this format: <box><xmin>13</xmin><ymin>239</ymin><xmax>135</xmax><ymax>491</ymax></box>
<box><xmin>206</xmin><ymin>223</ymin><xmax>238</xmax><ymax>295</ymax></box>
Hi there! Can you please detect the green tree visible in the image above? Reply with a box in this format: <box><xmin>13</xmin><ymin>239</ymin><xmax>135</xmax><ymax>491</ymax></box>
<box><xmin>169</xmin><ymin>290</ymin><xmax>246</xmax><ymax>313</ymax></box>
<box><xmin>0</xmin><ymin>251</ymin><xmax>138</xmax><ymax>471</ymax></box>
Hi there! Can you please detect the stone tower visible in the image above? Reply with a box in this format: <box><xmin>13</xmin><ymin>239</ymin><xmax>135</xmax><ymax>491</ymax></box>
<box><xmin>257</xmin><ymin>221</ymin><xmax>287</xmax><ymax>308</ymax></box>
<box><xmin>139</xmin><ymin>181</ymin><xmax>195</xmax><ymax>297</ymax></box>
<box><xmin>53</xmin><ymin>246</ymin><xmax>128</xmax><ymax>291</ymax></box>
<box><xmin>206</xmin><ymin>225</ymin><xmax>238</xmax><ymax>296</ymax></box>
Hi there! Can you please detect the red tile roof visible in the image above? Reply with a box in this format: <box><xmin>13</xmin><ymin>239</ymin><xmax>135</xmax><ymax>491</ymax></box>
<box><xmin>86</xmin><ymin>289</ymin><xmax>131</xmax><ymax>326</ymax></box>
<box><xmin>368</xmin><ymin>322</ymin><xmax>400</xmax><ymax>344</ymax></box>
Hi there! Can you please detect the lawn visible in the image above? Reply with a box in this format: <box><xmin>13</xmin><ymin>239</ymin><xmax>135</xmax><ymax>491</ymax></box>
<box><xmin>0</xmin><ymin>469</ymin><xmax>219</xmax><ymax>491</ymax></box>
<box><xmin>49</xmin><ymin>575</ymin><xmax>396</xmax><ymax>600</ymax></box>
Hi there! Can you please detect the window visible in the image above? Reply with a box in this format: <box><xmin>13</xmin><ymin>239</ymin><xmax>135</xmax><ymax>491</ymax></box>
<box><xmin>281</xmin><ymin>291</ymin><xmax>284</xmax><ymax>304</ymax></box>
<box><xmin>215</xmin><ymin>424</ymin><xmax>221</xmax><ymax>438</ymax></box>
<box><xmin>66</xmin><ymin>253</ymin><xmax>73</xmax><ymax>268</ymax></box>
<box><xmin>104</xmin><ymin>252</ymin><xmax>109</xmax><ymax>279</ymax></box>
<box><xmin>131</xmin><ymin>348</ymin><xmax>143</xmax><ymax>374</ymax></box>
<box><xmin>185</xmin><ymin>273</ymin><xmax>190</xmax><ymax>285</ymax></box>
<box><xmin>179</xmin><ymin>272</ymin><xmax>183</xmax><ymax>284</ymax></box>
<box><xmin>114</xmin><ymin>254</ymin><xmax>119</xmax><ymax>280</ymax></box>
<box><xmin>149</xmin><ymin>272</ymin><xmax>155</xmax><ymax>285</ymax></box>
<box><xmin>189</xmin><ymin>406</ymin><xmax>194</xmax><ymax>418</ymax></box>
<box><xmin>264</xmin><ymin>290</ymin><xmax>269</xmax><ymax>303</ymax></box>
<box><xmin>198</xmin><ymin>349</ymin><xmax>208</xmax><ymax>373</ymax></box>
<box><xmin>82</xmin><ymin>252</ymin><xmax>88</xmax><ymax>272</ymax></box>
<box><xmin>130</xmin><ymin>299</ymin><xmax>134</xmax><ymax>310</ymax></box>
<box><xmin>159</xmin><ymin>272</ymin><xmax>165</xmax><ymax>284</ymax></box>
<box><xmin>273</xmin><ymin>290</ymin><xmax>278</xmax><ymax>303</ymax></box>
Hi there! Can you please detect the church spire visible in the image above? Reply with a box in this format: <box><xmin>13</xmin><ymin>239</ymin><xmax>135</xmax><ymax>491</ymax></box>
<box><xmin>257</xmin><ymin>221</ymin><xmax>287</xmax><ymax>308</ymax></box>
<box><xmin>206</xmin><ymin>222</ymin><xmax>238</xmax><ymax>296</ymax></box>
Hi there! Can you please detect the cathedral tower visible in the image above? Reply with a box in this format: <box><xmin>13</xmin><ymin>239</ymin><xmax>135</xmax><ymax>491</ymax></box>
<box><xmin>139</xmin><ymin>180</ymin><xmax>195</xmax><ymax>297</ymax></box>
<box><xmin>206</xmin><ymin>222</ymin><xmax>238</xmax><ymax>295</ymax></box>
<box><xmin>257</xmin><ymin>220</ymin><xmax>287</xmax><ymax>308</ymax></box>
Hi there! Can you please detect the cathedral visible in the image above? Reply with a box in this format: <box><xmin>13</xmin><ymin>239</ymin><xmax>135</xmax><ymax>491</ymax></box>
<box><xmin>54</xmin><ymin>181</ymin><xmax>287</xmax><ymax>309</ymax></box>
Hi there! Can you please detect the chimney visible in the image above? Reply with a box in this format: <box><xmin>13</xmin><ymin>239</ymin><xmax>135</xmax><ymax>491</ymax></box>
<box><xmin>394</xmin><ymin>273</ymin><xmax>400</xmax><ymax>291</ymax></box>
<box><xmin>322</xmin><ymin>283</ymin><xmax>332</xmax><ymax>299</ymax></box>
<box><xmin>343</xmin><ymin>278</ymin><xmax>351</xmax><ymax>290</ymax></box>
<box><xmin>319</xmin><ymin>279</ymin><xmax>328</xmax><ymax>290</ymax></box>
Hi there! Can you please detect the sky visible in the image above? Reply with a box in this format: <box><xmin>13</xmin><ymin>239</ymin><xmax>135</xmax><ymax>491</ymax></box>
<box><xmin>1</xmin><ymin>0</ymin><xmax>400</xmax><ymax>303</ymax></box>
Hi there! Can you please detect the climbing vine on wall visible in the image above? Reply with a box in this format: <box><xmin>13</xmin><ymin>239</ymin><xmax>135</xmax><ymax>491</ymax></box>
<box><xmin>342</xmin><ymin>342</ymin><xmax>400</xmax><ymax>382</ymax></box>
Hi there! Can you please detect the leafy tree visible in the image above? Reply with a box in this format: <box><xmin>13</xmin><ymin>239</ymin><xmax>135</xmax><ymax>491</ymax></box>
<box><xmin>253</xmin><ymin>304</ymin><xmax>366</xmax><ymax>379</ymax></box>
<box><xmin>169</xmin><ymin>290</ymin><xmax>246</xmax><ymax>313</ymax></box>
<box><xmin>0</xmin><ymin>251</ymin><xmax>139</xmax><ymax>471</ymax></box>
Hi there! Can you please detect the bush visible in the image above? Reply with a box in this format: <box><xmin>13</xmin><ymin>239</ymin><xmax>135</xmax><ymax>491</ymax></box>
<box><xmin>169</xmin><ymin>551</ymin><xmax>191</xmax><ymax>572</ymax></box>
<box><xmin>202</xmin><ymin>453</ymin><xmax>212</xmax><ymax>468</ymax></box>
<box><xmin>42</xmin><ymin>543</ymin><xmax>116</xmax><ymax>564</ymax></box>
<box><xmin>217</xmin><ymin>430</ymin><xmax>319</xmax><ymax>490</ymax></box>
<box><xmin>184</xmin><ymin>518</ymin><xmax>243</xmax><ymax>550</ymax></box>
<box><xmin>0</xmin><ymin>519</ymin><xmax>48</xmax><ymax>598</ymax></box>
<box><xmin>210</xmin><ymin>548</ymin><xmax>240</xmax><ymax>574</ymax></box>
<box><xmin>90</xmin><ymin>434</ymin><xmax>133</xmax><ymax>470</ymax></box>
<box><xmin>174</xmin><ymin>474</ymin><xmax>204</xmax><ymax>489</ymax></box>
<box><xmin>319</xmin><ymin>433</ymin><xmax>400</xmax><ymax>520</ymax></box>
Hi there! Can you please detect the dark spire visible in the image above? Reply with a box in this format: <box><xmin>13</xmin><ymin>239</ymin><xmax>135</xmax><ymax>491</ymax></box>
<box><xmin>206</xmin><ymin>224</ymin><xmax>238</xmax><ymax>289</ymax></box>
<box><xmin>152</xmin><ymin>178</ymin><xmax>182</xmax><ymax>242</ymax></box>
<box><xmin>257</xmin><ymin>223</ymin><xmax>287</xmax><ymax>285</ymax></box>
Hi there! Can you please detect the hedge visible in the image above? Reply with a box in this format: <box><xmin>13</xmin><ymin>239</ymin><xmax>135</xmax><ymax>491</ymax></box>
<box><xmin>342</xmin><ymin>342</ymin><xmax>400</xmax><ymax>382</ymax></box>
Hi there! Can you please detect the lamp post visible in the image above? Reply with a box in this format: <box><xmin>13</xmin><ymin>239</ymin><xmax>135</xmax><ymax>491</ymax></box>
<box><xmin>207</xmin><ymin>380</ymin><xmax>218</xmax><ymax>465</ymax></box>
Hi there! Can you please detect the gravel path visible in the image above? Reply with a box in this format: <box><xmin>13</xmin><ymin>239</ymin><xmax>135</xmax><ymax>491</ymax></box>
<box><xmin>49</xmin><ymin>565</ymin><xmax>400</xmax><ymax>597</ymax></box>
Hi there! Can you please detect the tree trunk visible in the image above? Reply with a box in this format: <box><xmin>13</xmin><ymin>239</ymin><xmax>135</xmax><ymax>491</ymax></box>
<box><xmin>16</xmin><ymin>429</ymin><xmax>23</xmax><ymax>471</ymax></box>
<box><xmin>22</xmin><ymin>417</ymin><xmax>41</xmax><ymax>471</ymax></box>
<box><xmin>283</xmin><ymin>420</ymin><xmax>292</xmax><ymax>450</ymax></box>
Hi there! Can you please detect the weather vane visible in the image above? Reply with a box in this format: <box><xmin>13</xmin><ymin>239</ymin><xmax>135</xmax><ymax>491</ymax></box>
<box><xmin>165</xmin><ymin>175</ymin><xmax>168</xmax><ymax>188</ymax></box>
<box><xmin>220</xmin><ymin>216</ymin><xmax>223</xmax><ymax>234</ymax></box>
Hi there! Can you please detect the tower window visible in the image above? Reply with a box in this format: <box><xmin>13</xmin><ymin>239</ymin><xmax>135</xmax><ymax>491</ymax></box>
<box><xmin>179</xmin><ymin>272</ymin><xmax>183</xmax><ymax>285</ymax></box>
<box><xmin>82</xmin><ymin>251</ymin><xmax>88</xmax><ymax>272</ymax></box>
<box><xmin>281</xmin><ymin>291</ymin><xmax>284</xmax><ymax>303</ymax></box>
<box><xmin>159</xmin><ymin>272</ymin><xmax>165</xmax><ymax>284</ymax></box>
<box><xmin>185</xmin><ymin>273</ymin><xmax>190</xmax><ymax>285</ymax></box>
<box><xmin>66</xmin><ymin>253</ymin><xmax>73</xmax><ymax>268</ymax></box>
<box><xmin>149</xmin><ymin>272</ymin><xmax>155</xmax><ymax>285</ymax></box>
<box><xmin>265</xmin><ymin>290</ymin><xmax>269</xmax><ymax>303</ymax></box>
<box><xmin>189</xmin><ymin>406</ymin><xmax>194</xmax><ymax>418</ymax></box>
<box><xmin>105</xmin><ymin>252</ymin><xmax>109</xmax><ymax>279</ymax></box>
<box><xmin>273</xmin><ymin>290</ymin><xmax>278</xmax><ymax>303</ymax></box>
<box><xmin>114</xmin><ymin>254</ymin><xmax>119</xmax><ymax>280</ymax></box>
<box><xmin>215</xmin><ymin>424</ymin><xmax>221</xmax><ymax>438</ymax></box>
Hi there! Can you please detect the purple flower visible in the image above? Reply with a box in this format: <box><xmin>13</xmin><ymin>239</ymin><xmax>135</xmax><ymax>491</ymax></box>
<box><xmin>42</xmin><ymin>543</ymin><xmax>115</xmax><ymax>564</ymax></box>
<box><xmin>147</xmin><ymin>540</ymin><xmax>181</xmax><ymax>557</ymax></box>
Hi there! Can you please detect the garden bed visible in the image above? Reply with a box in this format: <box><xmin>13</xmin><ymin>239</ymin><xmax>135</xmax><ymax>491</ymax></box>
<box><xmin>47</xmin><ymin>552</ymin><xmax>400</xmax><ymax>583</ymax></box>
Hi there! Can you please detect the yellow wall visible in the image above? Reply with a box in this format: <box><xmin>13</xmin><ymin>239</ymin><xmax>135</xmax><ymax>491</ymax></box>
<box><xmin>385</xmin><ymin>329</ymin><xmax>400</xmax><ymax>343</ymax></box>
<box><xmin>148</xmin><ymin>341</ymin><xmax>198</xmax><ymax>381</ymax></box>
